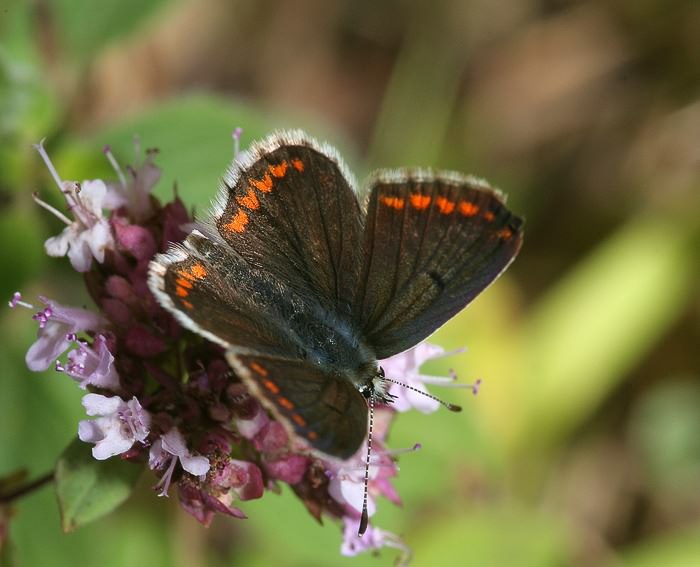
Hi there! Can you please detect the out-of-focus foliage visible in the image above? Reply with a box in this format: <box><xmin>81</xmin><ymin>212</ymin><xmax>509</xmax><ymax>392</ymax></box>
<box><xmin>1</xmin><ymin>0</ymin><xmax>698</xmax><ymax>565</ymax></box>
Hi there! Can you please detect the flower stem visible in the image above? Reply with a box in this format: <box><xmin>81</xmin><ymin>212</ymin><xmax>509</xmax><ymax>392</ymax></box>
<box><xmin>0</xmin><ymin>471</ymin><xmax>54</xmax><ymax>504</ymax></box>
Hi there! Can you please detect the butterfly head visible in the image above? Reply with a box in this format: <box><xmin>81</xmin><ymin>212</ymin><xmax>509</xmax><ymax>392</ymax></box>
<box><xmin>357</xmin><ymin>365</ymin><xmax>397</xmax><ymax>406</ymax></box>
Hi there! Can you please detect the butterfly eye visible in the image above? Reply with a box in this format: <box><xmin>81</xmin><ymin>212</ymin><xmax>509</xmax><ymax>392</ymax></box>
<box><xmin>359</xmin><ymin>384</ymin><xmax>373</xmax><ymax>399</ymax></box>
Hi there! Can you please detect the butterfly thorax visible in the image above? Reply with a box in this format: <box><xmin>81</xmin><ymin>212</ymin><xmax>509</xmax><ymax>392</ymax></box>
<box><xmin>288</xmin><ymin>305</ymin><xmax>381</xmax><ymax>392</ymax></box>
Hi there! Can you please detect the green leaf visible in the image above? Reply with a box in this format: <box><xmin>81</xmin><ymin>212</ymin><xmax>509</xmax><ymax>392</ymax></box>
<box><xmin>54</xmin><ymin>438</ymin><xmax>142</xmax><ymax>532</ymax></box>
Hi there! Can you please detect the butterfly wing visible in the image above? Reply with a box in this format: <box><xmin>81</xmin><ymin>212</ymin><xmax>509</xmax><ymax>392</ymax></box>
<box><xmin>149</xmin><ymin>131</ymin><xmax>366</xmax><ymax>356</ymax></box>
<box><xmin>228</xmin><ymin>352</ymin><xmax>367</xmax><ymax>460</ymax></box>
<box><xmin>149</xmin><ymin>230</ymin><xmax>305</xmax><ymax>356</ymax></box>
<box><xmin>354</xmin><ymin>171</ymin><xmax>524</xmax><ymax>359</ymax></box>
<box><xmin>210</xmin><ymin>130</ymin><xmax>364</xmax><ymax>318</ymax></box>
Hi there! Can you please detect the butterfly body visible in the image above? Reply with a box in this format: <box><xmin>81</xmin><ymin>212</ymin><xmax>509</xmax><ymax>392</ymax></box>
<box><xmin>148</xmin><ymin>130</ymin><xmax>522</xmax><ymax>460</ymax></box>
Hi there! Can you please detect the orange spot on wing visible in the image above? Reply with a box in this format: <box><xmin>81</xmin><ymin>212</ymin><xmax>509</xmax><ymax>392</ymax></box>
<box><xmin>496</xmin><ymin>227</ymin><xmax>513</xmax><ymax>240</ymax></box>
<box><xmin>225</xmin><ymin>210</ymin><xmax>249</xmax><ymax>233</ymax></box>
<box><xmin>269</xmin><ymin>161</ymin><xmax>288</xmax><ymax>178</ymax></box>
<box><xmin>278</xmin><ymin>397</ymin><xmax>294</xmax><ymax>410</ymax></box>
<box><xmin>292</xmin><ymin>414</ymin><xmax>306</xmax><ymax>427</ymax></box>
<box><xmin>237</xmin><ymin>188</ymin><xmax>260</xmax><ymax>210</ymax></box>
<box><xmin>435</xmin><ymin>196</ymin><xmax>455</xmax><ymax>214</ymax></box>
<box><xmin>380</xmin><ymin>196</ymin><xmax>405</xmax><ymax>210</ymax></box>
<box><xmin>190</xmin><ymin>264</ymin><xmax>207</xmax><ymax>279</ymax></box>
<box><xmin>308</xmin><ymin>431</ymin><xmax>318</xmax><ymax>440</ymax></box>
<box><xmin>252</xmin><ymin>173</ymin><xmax>273</xmax><ymax>193</ymax></box>
<box><xmin>483</xmin><ymin>210</ymin><xmax>496</xmax><ymax>222</ymax></box>
<box><xmin>410</xmin><ymin>193</ymin><xmax>431</xmax><ymax>210</ymax></box>
<box><xmin>175</xmin><ymin>286</ymin><xmax>189</xmax><ymax>297</ymax></box>
<box><xmin>291</xmin><ymin>158</ymin><xmax>304</xmax><ymax>172</ymax></box>
<box><xmin>459</xmin><ymin>201</ymin><xmax>479</xmax><ymax>216</ymax></box>
<box><xmin>250</xmin><ymin>362</ymin><xmax>269</xmax><ymax>377</ymax></box>
<box><xmin>175</xmin><ymin>277</ymin><xmax>193</xmax><ymax>289</ymax></box>
<box><xmin>182</xmin><ymin>300</ymin><xmax>193</xmax><ymax>309</ymax></box>
<box><xmin>263</xmin><ymin>379</ymin><xmax>280</xmax><ymax>394</ymax></box>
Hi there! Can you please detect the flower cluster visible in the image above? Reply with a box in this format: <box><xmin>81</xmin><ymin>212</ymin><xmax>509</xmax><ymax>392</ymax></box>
<box><xmin>11</xmin><ymin>136</ymin><xmax>472</xmax><ymax>560</ymax></box>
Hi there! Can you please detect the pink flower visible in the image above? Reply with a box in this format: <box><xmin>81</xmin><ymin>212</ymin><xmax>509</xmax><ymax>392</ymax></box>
<box><xmin>32</xmin><ymin>140</ymin><xmax>116</xmax><ymax>272</ymax></box>
<box><xmin>78</xmin><ymin>394</ymin><xmax>150</xmax><ymax>460</ymax></box>
<box><xmin>231</xmin><ymin>385</ymin><xmax>270</xmax><ymax>439</ymax></box>
<box><xmin>42</xmin><ymin>180</ymin><xmax>114</xmax><ymax>272</ymax></box>
<box><xmin>381</xmin><ymin>342</ymin><xmax>467</xmax><ymax>413</ymax></box>
<box><xmin>149</xmin><ymin>429</ymin><xmax>210</xmax><ymax>497</ymax></box>
<box><xmin>327</xmin><ymin>445</ymin><xmax>388</xmax><ymax>520</ymax></box>
<box><xmin>341</xmin><ymin>517</ymin><xmax>410</xmax><ymax>561</ymax></box>
<box><xmin>61</xmin><ymin>334</ymin><xmax>120</xmax><ymax>391</ymax></box>
<box><xmin>210</xmin><ymin>458</ymin><xmax>264</xmax><ymax>502</ymax></box>
<box><xmin>178</xmin><ymin>482</ymin><xmax>247</xmax><ymax>526</ymax></box>
<box><xmin>25</xmin><ymin>297</ymin><xmax>104</xmax><ymax>372</ymax></box>
<box><xmin>327</xmin><ymin>408</ymin><xmax>401</xmax><ymax>521</ymax></box>
<box><xmin>102</xmin><ymin>144</ymin><xmax>160</xmax><ymax>221</ymax></box>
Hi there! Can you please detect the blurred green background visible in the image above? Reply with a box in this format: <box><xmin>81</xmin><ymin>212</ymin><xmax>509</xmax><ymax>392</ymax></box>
<box><xmin>1</xmin><ymin>0</ymin><xmax>699</xmax><ymax>565</ymax></box>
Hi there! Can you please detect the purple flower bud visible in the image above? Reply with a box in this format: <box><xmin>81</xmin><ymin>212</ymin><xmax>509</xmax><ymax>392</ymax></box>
<box><xmin>112</xmin><ymin>219</ymin><xmax>157</xmax><ymax>261</ymax></box>
<box><xmin>101</xmin><ymin>298</ymin><xmax>132</xmax><ymax>326</ymax></box>
<box><xmin>161</xmin><ymin>198</ymin><xmax>190</xmax><ymax>249</ymax></box>
<box><xmin>124</xmin><ymin>324</ymin><xmax>166</xmax><ymax>358</ymax></box>
<box><xmin>264</xmin><ymin>455</ymin><xmax>308</xmax><ymax>485</ymax></box>
<box><xmin>104</xmin><ymin>275</ymin><xmax>134</xmax><ymax>300</ymax></box>
<box><xmin>254</xmin><ymin>421</ymin><xmax>288</xmax><ymax>454</ymax></box>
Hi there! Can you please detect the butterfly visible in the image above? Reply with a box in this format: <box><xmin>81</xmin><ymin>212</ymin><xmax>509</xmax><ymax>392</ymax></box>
<box><xmin>148</xmin><ymin>130</ymin><xmax>523</xmax><ymax>462</ymax></box>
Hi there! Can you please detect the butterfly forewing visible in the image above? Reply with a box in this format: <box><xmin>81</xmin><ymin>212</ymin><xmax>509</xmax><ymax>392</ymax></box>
<box><xmin>354</xmin><ymin>173</ymin><xmax>523</xmax><ymax>358</ymax></box>
<box><xmin>149</xmin><ymin>231</ymin><xmax>303</xmax><ymax>356</ymax></box>
<box><xmin>229</xmin><ymin>352</ymin><xmax>368</xmax><ymax>460</ymax></box>
<box><xmin>150</xmin><ymin>132</ymin><xmax>368</xmax><ymax>359</ymax></box>
<box><xmin>212</xmin><ymin>136</ymin><xmax>364</xmax><ymax>318</ymax></box>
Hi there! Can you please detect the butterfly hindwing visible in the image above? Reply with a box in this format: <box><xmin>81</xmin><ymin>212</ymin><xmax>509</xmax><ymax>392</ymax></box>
<box><xmin>354</xmin><ymin>171</ymin><xmax>523</xmax><ymax>358</ymax></box>
<box><xmin>228</xmin><ymin>352</ymin><xmax>368</xmax><ymax>460</ymax></box>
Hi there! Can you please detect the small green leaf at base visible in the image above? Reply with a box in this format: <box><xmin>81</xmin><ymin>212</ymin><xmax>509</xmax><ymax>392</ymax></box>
<box><xmin>54</xmin><ymin>438</ymin><xmax>142</xmax><ymax>532</ymax></box>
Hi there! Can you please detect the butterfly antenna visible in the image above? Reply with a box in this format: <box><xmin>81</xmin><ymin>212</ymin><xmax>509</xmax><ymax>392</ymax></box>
<box><xmin>380</xmin><ymin>376</ymin><xmax>463</xmax><ymax>412</ymax></box>
<box><xmin>359</xmin><ymin>395</ymin><xmax>374</xmax><ymax>537</ymax></box>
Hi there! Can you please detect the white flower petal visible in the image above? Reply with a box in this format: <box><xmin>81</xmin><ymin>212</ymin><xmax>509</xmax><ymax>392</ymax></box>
<box><xmin>82</xmin><ymin>393</ymin><xmax>122</xmax><ymax>416</ymax></box>
<box><xmin>44</xmin><ymin>229</ymin><xmax>71</xmax><ymax>257</ymax></box>
<box><xmin>161</xmin><ymin>429</ymin><xmax>188</xmax><ymax>457</ymax></box>
<box><xmin>86</xmin><ymin>219</ymin><xmax>113</xmax><ymax>263</ymax></box>
<box><xmin>148</xmin><ymin>439</ymin><xmax>165</xmax><ymax>469</ymax></box>
<box><xmin>80</xmin><ymin>179</ymin><xmax>108</xmax><ymax>213</ymax></box>
<box><xmin>180</xmin><ymin>454</ymin><xmax>210</xmax><ymax>476</ymax></box>
<box><xmin>67</xmin><ymin>234</ymin><xmax>93</xmax><ymax>272</ymax></box>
